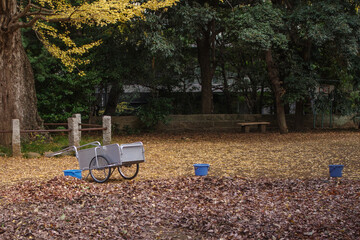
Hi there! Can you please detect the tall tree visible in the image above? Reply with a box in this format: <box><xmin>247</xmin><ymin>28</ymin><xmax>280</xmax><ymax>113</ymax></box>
<box><xmin>285</xmin><ymin>0</ymin><xmax>360</xmax><ymax>130</ymax></box>
<box><xmin>228</xmin><ymin>2</ymin><xmax>289</xmax><ymax>133</ymax></box>
<box><xmin>173</xmin><ymin>1</ymin><xmax>225</xmax><ymax>114</ymax></box>
<box><xmin>0</xmin><ymin>0</ymin><xmax>178</xmax><ymax>145</ymax></box>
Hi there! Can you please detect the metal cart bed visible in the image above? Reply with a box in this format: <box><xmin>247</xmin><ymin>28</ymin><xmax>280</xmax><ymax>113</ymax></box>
<box><xmin>47</xmin><ymin>141</ymin><xmax>145</xmax><ymax>183</ymax></box>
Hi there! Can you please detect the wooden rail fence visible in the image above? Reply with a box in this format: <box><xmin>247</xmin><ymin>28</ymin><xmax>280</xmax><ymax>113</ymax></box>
<box><xmin>0</xmin><ymin>114</ymin><xmax>111</xmax><ymax>157</ymax></box>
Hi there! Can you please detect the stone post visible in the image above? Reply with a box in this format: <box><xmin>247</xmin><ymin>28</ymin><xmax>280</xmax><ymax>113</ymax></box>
<box><xmin>68</xmin><ymin>117</ymin><xmax>80</xmax><ymax>147</ymax></box>
<box><xmin>12</xmin><ymin>119</ymin><xmax>21</xmax><ymax>157</ymax></box>
<box><xmin>73</xmin><ymin>113</ymin><xmax>81</xmax><ymax>140</ymax></box>
<box><xmin>103</xmin><ymin>116</ymin><xmax>111</xmax><ymax>145</ymax></box>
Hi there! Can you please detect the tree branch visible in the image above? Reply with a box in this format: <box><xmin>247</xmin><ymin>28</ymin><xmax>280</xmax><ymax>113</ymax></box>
<box><xmin>9</xmin><ymin>15</ymin><xmax>42</xmax><ymax>30</ymax></box>
<box><xmin>12</xmin><ymin>0</ymin><xmax>32</xmax><ymax>23</ymax></box>
<box><xmin>1</xmin><ymin>0</ymin><xmax>6</xmax><ymax>13</ymax></box>
<box><xmin>8</xmin><ymin>15</ymin><xmax>71</xmax><ymax>31</ymax></box>
<box><xmin>29</xmin><ymin>4</ymin><xmax>54</xmax><ymax>13</ymax></box>
<box><xmin>25</xmin><ymin>11</ymin><xmax>56</xmax><ymax>17</ymax></box>
<box><xmin>7</xmin><ymin>4</ymin><xmax>79</xmax><ymax>32</ymax></box>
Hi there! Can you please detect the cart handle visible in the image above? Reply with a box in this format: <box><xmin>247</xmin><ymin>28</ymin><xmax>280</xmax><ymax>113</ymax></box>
<box><xmin>45</xmin><ymin>146</ymin><xmax>79</xmax><ymax>158</ymax></box>
<box><xmin>45</xmin><ymin>141</ymin><xmax>101</xmax><ymax>158</ymax></box>
<box><xmin>77</xmin><ymin>141</ymin><xmax>101</xmax><ymax>149</ymax></box>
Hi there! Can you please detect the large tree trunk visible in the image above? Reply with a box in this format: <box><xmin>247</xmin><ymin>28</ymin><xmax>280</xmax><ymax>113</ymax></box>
<box><xmin>295</xmin><ymin>101</ymin><xmax>304</xmax><ymax>131</ymax></box>
<box><xmin>196</xmin><ymin>18</ymin><xmax>218</xmax><ymax>115</ymax></box>
<box><xmin>265</xmin><ymin>50</ymin><xmax>288</xmax><ymax>134</ymax></box>
<box><xmin>294</xmin><ymin>40</ymin><xmax>312</xmax><ymax>131</ymax></box>
<box><xmin>104</xmin><ymin>81</ymin><xmax>122</xmax><ymax>116</ymax></box>
<box><xmin>196</xmin><ymin>35</ymin><xmax>214</xmax><ymax>114</ymax></box>
<box><xmin>0</xmin><ymin>8</ymin><xmax>43</xmax><ymax>145</ymax></box>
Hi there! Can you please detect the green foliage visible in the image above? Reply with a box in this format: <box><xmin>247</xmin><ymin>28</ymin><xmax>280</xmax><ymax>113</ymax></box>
<box><xmin>0</xmin><ymin>145</ymin><xmax>11</xmax><ymax>156</ymax></box>
<box><xmin>115</xmin><ymin>102</ymin><xmax>136</xmax><ymax>116</ymax></box>
<box><xmin>332</xmin><ymin>74</ymin><xmax>360</xmax><ymax>116</ymax></box>
<box><xmin>313</xmin><ymin>93</ymin><xmax>332</xmax><ymax>113</ymax></box>
<box><xmin>228</xmin><ymin>2</ymin><xmax>288</xmax><ymax>50</ymax></box>
<box><xmin>136</xmin><ymin>98</ymin><xmax>173</xmax><ymax>129</ymax></box>
<box><xmin>21</xmin><ymin>134</ymin><xmax>53</xmax><ymax>154</ymax></box>
<box><xmin>283</xmin><ymin>53</ymin><xmax>318</xmax><ymax>103</ymax></box>
<box><xmin>22</xmin><ymin>0</ymin><xmax>360</xmax><ymax>120</ymax></box>
<box><xmin>21</xmin><ymin>134</ymin><xmax>101</xmax><ymax>154</ymax></box>
<box><xmin>122</xmin><ymin>125</ymin><xmax>141</xmax><ymax>135</ymax></box>
<box><xmin>23</xmin><ymin>29</ymin><xmax>100</xmax><ymax>123</ymax></box>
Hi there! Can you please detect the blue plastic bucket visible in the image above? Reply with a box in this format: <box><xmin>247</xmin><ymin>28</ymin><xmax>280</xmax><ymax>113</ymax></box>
<box><xmin>193</xmin><ymin>164</ymin><xmax>210</xmax><ymax>176</ymax></box>
<box><xmin>329</xmin><ymin>165</ymin><xmax>344</xmax><ymax>178</ymax></box>
<box><xmin>63</xmin><ymin>169</ymin><xmax>82</xmax><ymax>179</ymax></box>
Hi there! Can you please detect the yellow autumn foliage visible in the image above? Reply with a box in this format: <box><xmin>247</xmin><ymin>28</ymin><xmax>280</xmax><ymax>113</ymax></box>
<box><xmin>22</xmin><ymin>0</ymin><xmax>179</xmax><ymax>73</ymax></box>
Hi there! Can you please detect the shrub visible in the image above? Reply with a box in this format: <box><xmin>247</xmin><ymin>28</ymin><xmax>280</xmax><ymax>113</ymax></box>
<box><xmin>136</xmin><ymin>98</ymin><xmax>173</xmax><ymax>130</ymax></box>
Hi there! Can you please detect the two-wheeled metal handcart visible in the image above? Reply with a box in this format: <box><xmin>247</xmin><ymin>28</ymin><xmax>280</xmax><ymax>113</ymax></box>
<box><xmin>47</xmin><ymin>141</ymin><xmax>145</xmax><ymax>183</ymax></box>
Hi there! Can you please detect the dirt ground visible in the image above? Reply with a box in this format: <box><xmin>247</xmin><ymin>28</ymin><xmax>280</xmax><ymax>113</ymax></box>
<box><xmin>0</xmin><ymin>130</ymin><xmax>359</xmax><ymax>185</ymax></box>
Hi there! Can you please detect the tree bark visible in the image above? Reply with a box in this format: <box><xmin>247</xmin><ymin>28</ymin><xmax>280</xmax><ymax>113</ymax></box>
<box><xmin>0</xmin><ymin>0</ymin><xmax>43</xmax><ymax>145</ymax></box>
<box><xmin>196</xmin><ymin>18</ymin><xmax>218</xmax><ymax>114</ymax></box>
<box><xmin>294</xmin><ymin>40</ymin><xmax>312</xmax><ymax>130</ymax></box>
<box><xmin>295</xmin><ymin>101</ymin><xmax>304</xmax><ymax>131</ymax></box>
<box><xmin>104</xmin><ymin>81</ymin><xmax>122</xmax><ymax>116</ymax></box>
<box><xmin>265</xmin><ymin>49</ymin><xmax>288</xmax><ymax>134</ymax></box>
<box><xmin>196</xmin><ymin>35</ymin><xmax>214</xmax><ymax>114</ymax></box>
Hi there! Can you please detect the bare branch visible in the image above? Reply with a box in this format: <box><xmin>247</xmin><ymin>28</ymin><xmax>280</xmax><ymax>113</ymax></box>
<box><xmin>7</xmin><ymin>4</ymin><xmax>79</xmax><ymax>32</ymax></box>
<box><xmin>12</xmin><ymin>0</ymin><xmax>32</xmax><ymax>23</ymax></box>
<box><xmin>8</xmin><ymin>15</ymin><xmax>71</xmax><ymax>31</ymax></box>
<box><xmin>9</xmin><ymin>15</ymin><xmax>42</xmax><ymax>29</ymax></box>
<box><xmin>29</xmin><ymin>4</ymin><xmax>54</xmax><ymax>13</ymax></box>
<box><xmin>25</xmin><ymin>11</ymin><xmax>56</xmax><ymax>17</ymax></box>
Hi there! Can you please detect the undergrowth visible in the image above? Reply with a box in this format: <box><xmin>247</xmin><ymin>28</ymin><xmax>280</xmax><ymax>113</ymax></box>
<box><xmin>21</xmin><ymin>134</ymin><xmax>102</xmax><ymax>154</ymax></box>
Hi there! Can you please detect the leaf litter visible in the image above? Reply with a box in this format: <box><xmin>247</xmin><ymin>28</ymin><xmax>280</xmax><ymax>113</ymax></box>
<box><xmin>0</xmin><ymin>131</ymin><xmax>359</xmax><ymax>239</ymax></box>
<box><xmin>0</xmin><ymin>176</ymin><xmax>359</xmax><ymax>239</ymax></box>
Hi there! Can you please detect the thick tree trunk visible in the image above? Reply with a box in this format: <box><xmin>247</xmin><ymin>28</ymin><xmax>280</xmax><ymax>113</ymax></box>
<box><xmin>265</xmin><ymin>50</ymin><xmax>288</xmax><ymax>134</ymax></box>
<box><xmin>196</xmin><ymin>35</ymin><xmax>214</xmax><ymax>114</ymax></box>
<box><xmin>294</xmin><ymin>40</ymin><xmax>312</xmax><ymax>131</ymax></box>
<box><xmin>104</xmin><ymin>81</ymin><xmax>122</xmax><ymax>116</ymax></box>
<box><xmin>0</xmin><ymin>28</ymin><xmax>42</xmax><ymax>145</ymax></box>
<box><xmin>295</xmin><ymin>101</ymin><xmax>304</xmax><ymax>131</ymax></box>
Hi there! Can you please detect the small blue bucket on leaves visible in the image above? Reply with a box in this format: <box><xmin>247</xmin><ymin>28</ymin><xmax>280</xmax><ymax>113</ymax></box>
<box><xmin>329</xmin><ymin>165</ymin><xmax>344</xmax><ymax>178</ymax></box>
<box><xmin>193</xmin><ymin>164</ymin><xmax>210</xmax><ymax>176</ymax></box>
<box><xmin>63</xmin><ymin>169</ymin><xmax>82</xmax><ymax>179</ymax></box>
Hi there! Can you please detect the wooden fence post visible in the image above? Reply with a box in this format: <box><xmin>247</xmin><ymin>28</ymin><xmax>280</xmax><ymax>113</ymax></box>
<box><xmin>12</xmin><ymin>119</ymin><xmax>21</xmax><ymax>157</ymax></box>
<box><xmin>103</xmin><ymin>116</ymin><xmax>111</xmax><ymax>145</ymax></box>
<box><xmin>68</xmin><ymin>117</ymin><xmax>80</xmax><ymax>147</ymax></box>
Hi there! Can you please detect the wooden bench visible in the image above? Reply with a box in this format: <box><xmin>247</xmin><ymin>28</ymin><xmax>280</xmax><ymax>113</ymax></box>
<box><xmin>237</xmin><ymin>122</ymin><xmax>270</xmax><ymax>133</ymax></box>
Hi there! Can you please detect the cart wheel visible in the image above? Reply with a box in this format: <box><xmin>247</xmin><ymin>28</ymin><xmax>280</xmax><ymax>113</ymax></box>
<box><xmin>89</xmin><ymin>156</ymin><xmax>111</xmax><ymax>183</ymax></box>
<box><xmin>118</xmin><ymin>163</ymin><xmax>139</xmax><ymax>180</ymax></box>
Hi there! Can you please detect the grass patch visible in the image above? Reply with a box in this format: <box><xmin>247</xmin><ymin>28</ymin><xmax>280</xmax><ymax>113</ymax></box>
<box><xmin>0</xmin><ymin>145</ymin><xmax>11</xmax><ymax>156</ymax></box>
<box><xmin>21</xmin><ymin>134</ymin><xmax>102</xmax><ymax>154</ymax></box>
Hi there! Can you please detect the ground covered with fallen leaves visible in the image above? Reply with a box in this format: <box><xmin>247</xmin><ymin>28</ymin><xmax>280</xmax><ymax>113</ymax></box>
<box><xmin>0</xmin><ymin>131</ymin><xmax>359</xmax><ymax>239</ymax></box>
<box><xmin>1</xmin><ymin>131</ymin><xmax>360</xmax><ymax>184</ymax></box>
<box><xmin>0</xmin><ymin>176</ymin><xmax>359</xmax><ymax>239</ymax></box>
